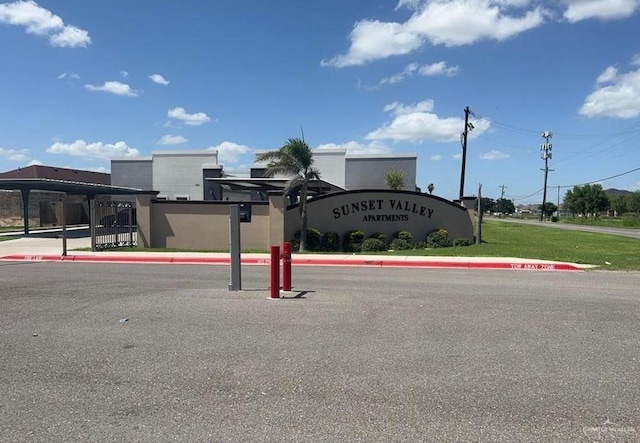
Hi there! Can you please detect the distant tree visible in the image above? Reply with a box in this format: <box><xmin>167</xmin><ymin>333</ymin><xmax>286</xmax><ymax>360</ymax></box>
<box><xmin>255</xmin><ymin>138</ymin><xmax>320</xmax><ymax>252</ymax></box>
<box><xmin>539</xmin><ymin>202</ymin><xmax>558</xmax><ymax>218</ymax></box>
<box><xmin>495</xmin><ymin>198</ymin><xmax>515</xmax><ymax>214</ymax></box>
<box><xmin>609</xmin><ymin>194</ymin><xmax>628</xmax><ymax>216</ymax></box>
<box><xmin>564</xmin><ymin>184</ymin><xmax>609</xmax><ymax>217</ymax></box>
<box><xmin>627</xmin><ymin>191</ymin><xmax>640</xmax><ymax>215</ymax></box>
<box><xmin>427</xmin><ymin>183</ymin><xmax>434</xmax><ymax>194</ymax></box>
<box><xmin>478</xmin><ymin>197</ymin><xmax>495</xmax><ymax>213</ymax></box>
<box><xmin>384</xmin><ymin>169</ymin><xmax>406</xmax><ymax>190</ymax></box>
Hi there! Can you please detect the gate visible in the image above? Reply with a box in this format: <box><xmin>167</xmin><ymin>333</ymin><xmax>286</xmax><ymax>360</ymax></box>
<box><xmin>91</xmin><ymin>201</ymin><xmax>137</xmax><ymax>251</ymax></box>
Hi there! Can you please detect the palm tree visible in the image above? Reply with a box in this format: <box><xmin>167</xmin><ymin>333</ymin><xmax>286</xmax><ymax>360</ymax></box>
<box><xmin>255</xmin><ymin>138</ymin><xmax>320</xmax><ymax>252</ymax></box>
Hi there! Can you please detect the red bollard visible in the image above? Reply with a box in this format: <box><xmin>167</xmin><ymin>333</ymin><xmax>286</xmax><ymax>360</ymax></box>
<box><xmin>282</xmin><ymin>242</ymin><xmax>292</xmax><ymax>292</ymax></box>
<box><xmin>269</xmin><ymin>245</ymin><xmax>280</xmax><ymax>299</ymax></box>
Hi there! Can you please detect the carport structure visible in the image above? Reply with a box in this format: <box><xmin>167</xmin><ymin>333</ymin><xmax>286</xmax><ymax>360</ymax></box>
<box><xmin>0</xmin><ymin>177</ymin><xmax>152</xmax><ymax>235</ymax></box>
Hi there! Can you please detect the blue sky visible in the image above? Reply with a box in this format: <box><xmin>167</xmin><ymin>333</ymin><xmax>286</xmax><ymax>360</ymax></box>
<box><xmin>1</xmin><ymin>0</ymin><xmax>639</xmax><ymax>204</ymax></box>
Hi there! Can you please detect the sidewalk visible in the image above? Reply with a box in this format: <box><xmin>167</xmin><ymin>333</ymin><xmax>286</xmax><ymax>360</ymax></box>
<box><xmin>0</xmin><ymin>233</ymin><xmax>590</xmax><ymax>271</ymax></box>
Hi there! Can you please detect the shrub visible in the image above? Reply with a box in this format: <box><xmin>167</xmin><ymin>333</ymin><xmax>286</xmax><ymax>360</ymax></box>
<box><xmin>551</xmin><ymin>216</ymin><xmax>559</xmax><ymax>223</ymax></box>
<box><xmin>452</xmin><ymin>238</ymin><xmax>471</xmax><ymax>247</ymax></box>
<box><xmin>392</xmin><ymin>230</ymin><xmax>414</xmax><ymax>245</ymax></box>
<box><xmin>389</xmin><ymin>237</ymin><xmax>412</xmax><ymax>250</ymax></box>
<box><xmin>343</xmin><ymin>230</ymin><xmax>364</xmax><ymax>252</ymax></box>
<box><xmin>361</xmin><ymin>238</ymin><xmax>387</xmax><ymax>252</ymax></box>
<box><xmin>414</xmin><ymin>241</ymin><xmax>427</xmax><ymax>249</ymax></box>
<box><xmin>426</xmin><ymin>229</ymin><xmax>451</xmax><ymax>248</ymax></box>
<box><xmin>369</xmin><ymin>232</ymin><xmax>387</xmax><ymax>244</ymax></box>
<box><xmin>293</xmin><ymin>227</ymin><xmax>321</xmax><ymax>251</ymax></box>
<box><xmin>320</xmin><ymin>232</ymin><xmax>340</xmax><ymax>252</ymax></box>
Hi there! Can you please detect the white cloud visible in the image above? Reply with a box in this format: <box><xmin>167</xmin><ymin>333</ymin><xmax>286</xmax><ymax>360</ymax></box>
<box><xmin>149</xmin><ymin>73</ymin><xmax>170</xmax><ymax>85</ymax></box>
<box><xmin>84</xmin><ymin>166</ymin><xmax>109</xmax><ymax>173</ymax></box>
<box><xmin>27</xmin><ymin>159</ymin><xmax>43</xmax><ymax>166</ymax></box>
<box><xmin>0</xmin><ymin>0</ymin><xmax>91</xmax><ymax>48</ymax></box>
<box><xmin>315</xmin><ymin>141</ymin><xmax>392</xmax><ymax>155</ymax></box>
<box><xmin>85</xmin><ymin>81</ymin><xmax>139</xmax><ymax>97</ymax></box>
<box><xmin>632</xmin><ymin>53</ymin><xmax>640</xmax><ymax>66</ymax></box>
<box><xmin>322</xmin><ymin>0</ymin><xmax>546</xmax><ymax>67</ymax></box>
<box><xmin>0</xmin><ymin>147</ymin><xmax>29</xmax><ymax>161</ymax></box>
<box><xmin>46</xmin><ymin>140</ymin><xmax>140</xmax><ymax>159</ymax></box>
<box><xmin>580</xmin><ymin>67</ymin><xmax>640</xmax><ymax>118</ymax></box>
<box><xmin>596</xmin><ymin>66</ymin><xmax>618</xmax><ymax>83</ymax></box>
<box><xmin>156</xmin><ymin>134</ymin><xmax>187</xmax><ymax>145</ymax></box>
<box><xmin>479</xmin><ymin>150</ymin><xmax>510</xmax><ymax>160</ymax></box>
<box><xmin>368</xmin><ymin>61</ymin><xmax>458</xmax><ymax>89</ymax></box>
<box><xmin>367</xmin><ymin>99</ymin><xmax>491</xmax><ymax>143</ymax></box>
<box><xmin>419</xmin><ymin>61</ymin><xmax>460</xmax><ymax>76</ymax></box>
<box><xmin>430</xmin><ymin>154</ymin><xmax>443</xmax><ymax>161</ymax></box>
<box><xmin>167</xmin><ymin>107</ymin><xmax>211</xmax><ymax>126</ymax></box>
<box><xmin>119</xmin><ymin>70</ymin><xmax>129</xmax><ymax>78</ymax></box>
<box><xmin>57</xmin><ymin>72</ymin><xmax>79</xmax><ymax>80</ymax></box>
<box><xmin>562</xmin><ymin>0</ymin><xmax>639</xmax><ymax>22</ymax></box>
<box><xmin>208</xmin><ymin>141</ymin><xmax>252</xmax><ymax>163</ymax></box>
<box><xmin>452</xmin><ymin>153</ymin><xmax>461</xmax><ymax>160</ymax></box>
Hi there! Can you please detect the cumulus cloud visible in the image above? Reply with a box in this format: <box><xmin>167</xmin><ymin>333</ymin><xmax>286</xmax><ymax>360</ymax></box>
<box><xmin>632</xmin><ymin>53</ymin><xmax>640</xmax><ymax>66</ymax></box>
<box><xmin>46</xmin><ymin>140</ymin><xmax>140</xmax><ymax>159</ymax></box>
<box><xmin>0</xmin><ymin>0</ymin><xmax>91</xmax><ymax>47</ymax></box>
<box><xmin>85</xmin><ymin>81</ymin><xmax>139</xmax><ymax>97</ymax></box>
<box><xmin>315</xmin><ymin>140</ymin><xmax>392</xmax><ymax>155</ymax></box>
<box><xmin>430</xmin><ymin>154</ymin><xmax>443</xmax><ymax>160</ymax></box>
<box><xmin>368</xmin><ymin>61</ymin><xmax>459</xmax><ymax>89</ymax></box>
<box><xmin>27</xmin><ymin>159</ymin><xmax>43</xmax><ymax>166</ymax></box>
<box><xmin>562</xmin><ymin>0</ymin><xmax>639</xmax><ymax>22</ymax></box>
<box><xmin>367</xmin><ymin>99</ymin><xmax>491</xmax><ymax>143</ymax></box>
<box><xmin>0</xmin><ymin>147</ymin><xmax>30</xmax><ymax>161</ymax></box>
<box><xmin>479</xmin><ymin>150</ymin><xmax>510</xmax><ymax>160</ymax></box>
<box><xmin>57</xmin><ymin>72</ymin><xmax>79</xmax><ymax>80</ymax></box>
<box><xmin>580</xmin><ymin>66</ymin><xmax>640</xmax><ymax>118</ymax></box>
<box><xmin>167</xmin><ymin>107</ymin><xmax>211</xmax><ymax>126</ymax></box>
<box><xmin>322</xmin><ymin>0</ymin><xmax>546</xmax><ymax>67</ymax></box>
<box><xmin>119</xmin><ymin>70</ymin><xmax>129</xmax><ymax>78</ymax></box>
<box><xmin>207</xmin><ymin>141</ymin><xmax>252</xmax><ymax>163</ymax></box>
<box><xmin>156</xmin><ymin>135</ymin><xmax>187</xmax><ymax>145</ymax></box>
<box><xmin>149</xmin><ymin>74</ymin><xmax>170</xmax><ymax>85</ymax></box>
<box><xmin>419</xmin><ymin>61</ymin><xmax>460</xmax><ymax>76</ymax></box>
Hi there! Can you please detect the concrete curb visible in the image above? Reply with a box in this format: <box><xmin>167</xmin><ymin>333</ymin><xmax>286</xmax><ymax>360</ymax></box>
<box><xmin>0</xmin><ymin>254</ymin><xmax>585</xmax><ymax>271</ymax></box>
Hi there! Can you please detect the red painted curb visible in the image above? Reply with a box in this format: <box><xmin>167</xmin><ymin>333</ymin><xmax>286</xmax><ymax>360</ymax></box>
<box><xmin>0</xmin><ymin>254</ymin><xmax>584</xmax><ymax>271</ymax></box>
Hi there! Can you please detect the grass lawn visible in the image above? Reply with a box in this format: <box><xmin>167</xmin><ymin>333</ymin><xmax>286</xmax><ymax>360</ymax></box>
<box><xmin>396</xmin><ymin>220</ymin><xmax>640</xmax><ymax>271</ymax></box>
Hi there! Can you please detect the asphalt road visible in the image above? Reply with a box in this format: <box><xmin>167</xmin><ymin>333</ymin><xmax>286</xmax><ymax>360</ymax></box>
<box><xmin>1</xmin><ymin>263</ymin><xmax>639</xmax><ymax>442</ymax></box>
<box><xmin>496</xmin><ymin>217</ymin><xmax>640</xmax><ymax>239</ymax></box>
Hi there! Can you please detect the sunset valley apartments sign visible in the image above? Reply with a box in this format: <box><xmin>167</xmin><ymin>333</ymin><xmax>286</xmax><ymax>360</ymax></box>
<box><xmin>285</xmin><ymin>190</ymin><xmax>473</xmax><ymax>243</ymax></box>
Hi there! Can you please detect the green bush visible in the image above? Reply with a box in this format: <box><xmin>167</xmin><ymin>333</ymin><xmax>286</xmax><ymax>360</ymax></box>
<box><xmin>426</xmin><ymin>229</ymin><xmax>451</xmax><ymax>248</ymax></box>
<box><xmin>343</xmin><ymin>230</ymin><xmax>364</xmax><ymax>252</ymax></box>
<box><xmin>414</xmin><ymin>241</ymin><xmax>427</xmax><ymax>249</ymax></box>
<box><xmin>452</xmin><ymin>238</ymin><xmax>471</xmax><ymax>247</ymax></box>
<box><xmin>293</xmin><ymin>227</ymin><xmax>321</xmax><ymax>251</ymax></box>
<box><xmin>389</xmin><ymin>237</ymin><xmax>412</xmax><ymax>250</ymax></box>
<box><xmin>369</xmin><ymin>232</ymin><xmax>387</xmax><ymax>243</ymax></box>
<box><xmin>392</xmin><ymin>230</ymin><xmax>414</xmax><ymax>245</ymax></box>
<box><xmin>320</xmin><ymin>232</ymin><xmax>340</xmax><ymax>252</ymax></box>
<box><xmin>361</xmin><ymin>238</ymin><xmax>387</xmax><ymax>252</ymax></box>
<box><xmin>551</xmin><ymin>216</ymin><xmax>559</xmax><ymax>223</ymax></box>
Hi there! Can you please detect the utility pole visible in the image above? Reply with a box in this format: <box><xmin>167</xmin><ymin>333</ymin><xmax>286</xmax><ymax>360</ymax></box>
<box><xmin>499</xmin><ymin>185</ymin><xmax>507</xmax><ymax>200</ymax></box>
<box><xmin>497</xmin><ymin>184</ymin><xmax>507</xmax><ymax>214</ymax></box>
<box><xmin>540</xmin><ymin>131</ymin><xmax>553</xmax><ymax>222</ymax></box>
<box><xmin>459</xmin><ymin>106</ymin><xmax>475</xmax><ymax>202</ymax></box>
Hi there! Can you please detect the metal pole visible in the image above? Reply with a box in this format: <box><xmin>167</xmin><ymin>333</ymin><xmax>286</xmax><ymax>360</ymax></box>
<box><xmin>269</xmin><ymin>245</ymin><xmax>280</xmax><ymax>299</ymax></box>
<box><xmin>476</xmin><ymin>184</ymin><xmax>482</xmax><ymax>245</ymax></box>
<box><xmin>459</xmin><ymin>106</ymin><xmax>470</xmax><ymax>201</ymax></box>
<box><xmin>229</xmin><ymin>204</ymin><xmax>241</xmax><ymax>291</ymax></box>
<box><xmin>90</xmin><ymin>198</ymin><xmax>96</xmax><ymax>252</ymax></box>
<box><xmin>61</xmin><ymin>198</ymin><xmax>67</xmax><ymax>256</ymax></box>
<box><xmin>282</xmin><ymin>242</ymin><xmax>291</xmax><ymax>292</ymax></box>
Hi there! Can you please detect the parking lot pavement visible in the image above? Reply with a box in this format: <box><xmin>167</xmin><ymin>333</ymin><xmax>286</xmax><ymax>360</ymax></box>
<box><xmin>1</xmin><ymin>263</ymin><xmax>639</xmax><ymax>442</ymax></box>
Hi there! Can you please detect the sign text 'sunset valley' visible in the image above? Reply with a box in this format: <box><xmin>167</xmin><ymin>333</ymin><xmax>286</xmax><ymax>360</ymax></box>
<box><xmin>332</xmin><ymin>199</ymin><xmax>434</xmax><ymax>222</ymax></box>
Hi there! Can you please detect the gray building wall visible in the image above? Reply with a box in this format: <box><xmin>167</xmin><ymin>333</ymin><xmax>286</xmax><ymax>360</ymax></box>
<box><xmin>312</xmin><ymin>149</ymin><xmax>347</xmax><ymax>188</ymax></box>
<box><xmin>345</xmin><ymin>155</ymin><xmax>417</xmax><ymax>191</ymax></box>
<box><xmin>110</xmin><ymin>158</ymin><xmax>153</xmax><ymax>202</ymax></box>
<box><xmin>152</xmin><ymin>151</ymin><xmax>218</xmax><ymax>200</ymax></box>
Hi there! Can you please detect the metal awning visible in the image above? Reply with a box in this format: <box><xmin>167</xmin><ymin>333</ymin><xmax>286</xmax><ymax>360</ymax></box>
<box><xmin>206</xmin><ymin>177</ymin><xmax>345</xmax><ymax>195</ymax></box>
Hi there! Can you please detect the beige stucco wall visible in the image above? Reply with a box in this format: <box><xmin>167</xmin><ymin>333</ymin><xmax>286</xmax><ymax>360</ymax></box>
<box><xmin>148</xmin><ymin>201</ymin><xmax>271</xmax><ymax>251</ymax></box>
<box><xmin>285</xmin><ymin>190</ymin><xmax>473</xmax><ymax>243</ymax></box>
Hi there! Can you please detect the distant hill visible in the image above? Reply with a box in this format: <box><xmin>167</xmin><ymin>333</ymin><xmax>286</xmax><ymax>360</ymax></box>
<box><xmin>605</xmin><ymin>188</ymin><xmax>633</xmax><ymax>197</ymax></box>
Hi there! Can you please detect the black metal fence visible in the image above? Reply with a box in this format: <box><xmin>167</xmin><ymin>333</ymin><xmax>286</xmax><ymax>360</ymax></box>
<box><xmin>91</xmin><ymin>201</ymin><xmax>137</xmax><ymax>251</ymax></box>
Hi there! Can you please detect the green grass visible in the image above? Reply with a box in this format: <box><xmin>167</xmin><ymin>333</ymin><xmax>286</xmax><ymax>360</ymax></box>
<box><xmin>561</xmin><ymin>216</ymin><xmax>640</xmax><ymax>228</ymax></box>
<box><xmin>394</xmin><ymin>220</ymin><xmax>640</xmax><ymax>271</ymax></box>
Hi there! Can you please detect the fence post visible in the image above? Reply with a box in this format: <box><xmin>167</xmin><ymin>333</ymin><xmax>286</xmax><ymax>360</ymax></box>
<box><xmin>270</xmin><ymin>245</ymin><xmax>280</xmax><ymax>299</ymax></box>
<box><xmin>282</xmin><ymin>242</ymin><xmax>291</xmax><ymax>291</ymax></box>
